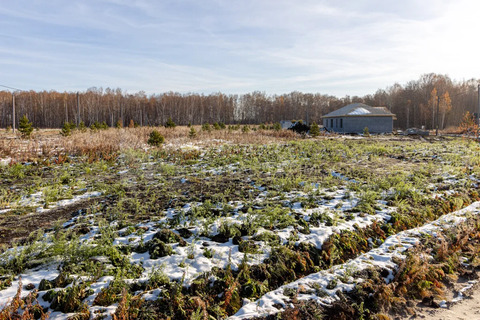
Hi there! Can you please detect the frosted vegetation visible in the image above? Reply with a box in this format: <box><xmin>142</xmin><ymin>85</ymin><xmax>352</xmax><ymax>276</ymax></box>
<box><xmin>1</xmin><ymin>135</ymin><xmax>480</xmax><ymax>319</ymax></box>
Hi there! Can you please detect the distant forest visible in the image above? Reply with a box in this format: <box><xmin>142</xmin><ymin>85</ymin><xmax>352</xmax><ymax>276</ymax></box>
<box><xmin>1</xmin><ymin>73</ymin><xmax>479</xmax><ymax>130</ymax></box>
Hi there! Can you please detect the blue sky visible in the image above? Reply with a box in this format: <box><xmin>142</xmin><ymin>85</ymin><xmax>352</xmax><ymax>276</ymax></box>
<box><xmin>0</xmin><ymin>0</ymin><xmax>478</xmax><ymax>96</ymax></box>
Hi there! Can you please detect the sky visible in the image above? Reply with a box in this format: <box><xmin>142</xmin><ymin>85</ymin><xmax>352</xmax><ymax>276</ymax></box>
<box><xmin>0</xmin><ymin>0</ymin><xmax>478</xmax><ymax>97</ymax></box>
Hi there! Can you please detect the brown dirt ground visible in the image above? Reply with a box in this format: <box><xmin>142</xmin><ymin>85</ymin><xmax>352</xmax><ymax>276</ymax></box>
<box><xmin>0</xmin><ymin>197</ymin><xmax>100</xmax><ymax>247</ymax></box>
<box><xmin>401</xmin><ymin>274</ymin><xmax>480</xmax><ymax>320</ymax></box>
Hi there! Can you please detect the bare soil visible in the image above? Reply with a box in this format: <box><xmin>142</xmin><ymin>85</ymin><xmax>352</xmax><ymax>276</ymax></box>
<box><xmin>0</xmin><ymin>197</ymin><xmax>100</xmax><ymax>246</ymax></box>
<box><xmin>403</xmin><ymin>273</ymin><xmax>480</xmax><ymax>320</ymax></box>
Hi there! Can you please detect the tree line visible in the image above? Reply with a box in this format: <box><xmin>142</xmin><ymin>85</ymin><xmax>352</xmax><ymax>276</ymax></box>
<box><xmin>1</xmin><ymin>73</ymin><xmax>478</xmax><ymax>130</ymax></box>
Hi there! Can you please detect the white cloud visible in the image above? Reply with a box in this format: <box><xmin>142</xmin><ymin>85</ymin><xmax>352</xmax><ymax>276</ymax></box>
<box><xmin>0</xmin><ymin>0</ymin><xmax>478</xmax><ymax>96</ymax></box>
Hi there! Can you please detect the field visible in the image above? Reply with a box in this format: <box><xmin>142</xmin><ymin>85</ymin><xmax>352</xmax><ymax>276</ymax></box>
<box><xmin>1</xmin><ymin>127</ymin><xmax>480</xmax><ymax>320</ymax></box>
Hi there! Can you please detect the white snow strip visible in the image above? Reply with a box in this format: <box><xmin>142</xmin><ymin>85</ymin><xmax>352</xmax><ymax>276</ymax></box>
<box><xmin>231</xmin><ymin>201</ymin><xmax>480</xmax><ymax>319</ymax></box>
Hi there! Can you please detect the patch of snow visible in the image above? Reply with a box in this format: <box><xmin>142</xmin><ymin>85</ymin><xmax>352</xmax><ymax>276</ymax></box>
<box><xmin>331</xmin><ymin>171</ymin><xmax>357</xmax><ymax>183</ymax></box>
<box><xmin>0</xmin><ymin>158</ymin><xmax>12</xmax><ymax>166</ymax></box>
<box><xmin>0</xmin><ymin>264</ymin><xmax>59</xmax><ymax>308</ymax></box>
<box><xmin>452</xmin><ymin>280</ymin><xmax>477</xmax><ymax>303</ymax></box>
<box><xmin>17</xmin><ymin>190</ymin><xmax>102</xmax><ymax>214</ymax></box>
<box><xmin>348</xmin><ymin>107</ymin><xmax>371</xmax><ymax>115</ymax></box>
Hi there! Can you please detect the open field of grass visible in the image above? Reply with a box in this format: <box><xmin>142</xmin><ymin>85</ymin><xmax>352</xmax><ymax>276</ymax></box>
<box><xmin>1</xmin><ymin>127</ymin><xmax>480</xmax><ymax>319</ymax></box>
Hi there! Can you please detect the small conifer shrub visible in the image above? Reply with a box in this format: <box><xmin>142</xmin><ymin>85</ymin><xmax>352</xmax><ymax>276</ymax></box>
<box><xmin>363</xmin><ymin>127</ymin><xmax>370</xmax><ymax>137</ymax></box>
<box><xmin>310</xmin><ymin>121</ymin><xmax>320</xmax><ymax>137</ymax></box>
<box><xmin>78</xmin><ymin>121</ymin><xmax>87</xmax><ymax>131</ymax></box>
<box><xmin>148</xmin><ymin>130</ymin><xmax>165</xmax><ymax>147</ymax></box>
<box><xmin>202</xmin><ymin>123</ymin><xmax>211</xmax><ymax>132</ymax></box>
<box><xmin>165</xmin><ymin>117</ymin><xmax>176</xmax><ymax>128</ymax></box>
<box><xmin>19</xmin><ymin>115</ymin><xmax>33</xmax><ymax>138</ymax></box>
<box><xmin>60</xmin><ymin>121</ymin><xmax>72</xmax><ymax>136</ymax></box>
<box><xmin>189</xmin><ymin>127</ymin><xmax>197</xmax><ymax>139</ymax></box>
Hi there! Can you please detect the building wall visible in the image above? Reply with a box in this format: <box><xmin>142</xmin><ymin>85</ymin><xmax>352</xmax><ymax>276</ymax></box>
<box><xmin>323</xmin><ymin>116</ymin><xmax>393</xmax><ymax>133</ymax></box>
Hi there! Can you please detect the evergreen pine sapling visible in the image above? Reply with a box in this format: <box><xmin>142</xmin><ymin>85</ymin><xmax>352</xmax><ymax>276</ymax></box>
<box><xmin>188</xmin><ymin>126</ymin><xmax>197</xmax><ymax>139</ymax></box>
<box><xmin>165</xmin><ymin>117</ymin><xmax>176</xmax><ymax>128</ymax></box>
<box><xmin>147</xmin><ymin>130</ymin><xmax>165</xmax><ymax>147</ymax></box>
<box><xmin>309</xmin><ymin>121</ymin><xmax>320</xmax><ymax>137</ymax></box>
<box><xmin>78</xmin><ymin>121</ymin><xmax>87</xmax><ymax>132</ymax></box>
<box><xmin>202</xmin><ymin>123</ymin><xmax>211</xmax><ymax>132</ymax></box>
<box><xmin>60</xmin><ymin>121</ymin><xmax>72</xmax><ymax>137</ymax></box>
<box><xmin>19</xmin><ymin>115</ymin><xmax>33</xmax><ymax>138</ymax></box>
<box><xmin>363</xmin><ymin>127</ymin><xmax>370</xmax><ymax>137</ymax></box>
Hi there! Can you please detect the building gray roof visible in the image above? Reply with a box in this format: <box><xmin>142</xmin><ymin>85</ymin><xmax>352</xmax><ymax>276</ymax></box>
<box><xmin>322</xmin><ymin>103</ymin><xmax>395</xmax><ymax>118</ymax></box>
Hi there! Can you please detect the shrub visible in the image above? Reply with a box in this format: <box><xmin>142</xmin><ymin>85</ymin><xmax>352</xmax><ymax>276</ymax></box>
<box><xmin>19</xmin><ymin>115</ymin><xmax>33</xmax><ymax>138</ymax></box>
<box><xmin>165</xmin><ymin>117</ymin><xmax>176</xmax><ymax>128</ymax></box>
<box><xmin>116</xmin><ymin>120</ymin><xmax>123</xmax><ymax>128</ymax></box>
<box><xmin>78</xmin><ymin>121</ymin><xmax>87</xmax><ymax>131</ymax></box>
<box><xmin>147</xmin><ymin>130</ymin><xmax>164</xmax><ymax>147</ymax></box>
<box><xmin>112</xmin><ymin>288</ymin><xmax>144</xmax><ymax>320</ymax></box>
<box><xmin>60</xmin><ymin>121</ymin><xmax>75</xmax><ymax>137</ymax></box>
<box><xmin>363</xmin><ymin>127</ymin><xmax>370</xmax><ymax>136</ymax></box>
<box><xmin>147</xmin><ymin>267</ymin><xmax>170</xmax><ymax>289</ymax></box>
<box><xmin>459</xmin><ymin>111</ymin><xmax>478</xmax><ymax>136</ymax></box>
<box><xmin>93</xmin><ymin>279</ymin><xmax>129</xmax><ymax>307</ymax></box>
<box><xmin>128</xmin><ymin>119</ymin><xmax>135</xmax><ymax>128</ymax></box>
<box><xmin>147</xmin><ymin>239</ymin><xmax>174</xmax><ymax>259</ymax></box>
<box><xmin>202</xmin><ymin>123</ymin><xmax>211</xmax><ymax>132</ymax></box>
<box><xmin>90</xmin><ymin>121</ymin><xmax>109</xmax><ymax>131</ymax></box>
<box><xmin>273</xmin><ymin>122</ymin><xmax>282</xmax><ymax>131</ymax></box>
<box><xmin>47</xmin><ymin>282</ymin><xmax>93</xmax><ymax>313</ymax></box>
<box><xmin>242</xmin><ymin>125</ymin><xmax>250</xmax><ymax>133</ymax></box>
<box><xmin>189</xmin><ymin>127</ymin><xmax>197</xmax><ymax>139</ymax></box>
<box><xmin>153</xmin><ymin>229</ymin><xmax>187</xmax><ymax>246</ymax></box>
<box><xmin>310</xmin><ymin>121</ymin><xmax>320</xmax><ymax>137</ymax></box>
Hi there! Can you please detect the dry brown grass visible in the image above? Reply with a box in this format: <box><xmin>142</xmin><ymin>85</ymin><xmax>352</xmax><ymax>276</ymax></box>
<box><xmin>0</xmin><ymin>126</ymin><xmax>302</xmax><ymax>162</ymax></box>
